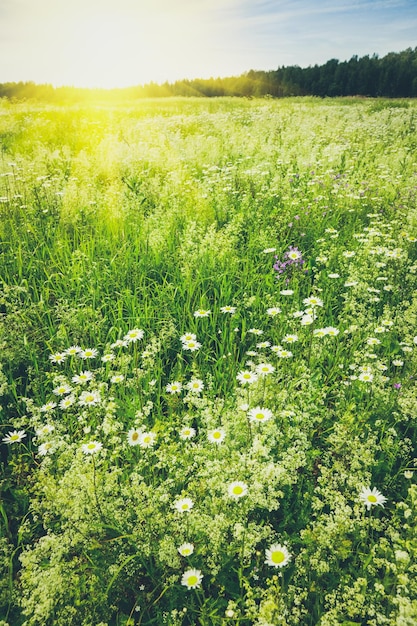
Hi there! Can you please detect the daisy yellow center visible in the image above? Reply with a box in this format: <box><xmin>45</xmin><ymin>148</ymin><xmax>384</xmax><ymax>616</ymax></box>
<box><xmin>85</xmin><ymin>395</ymin><xmax>94</xmax><ymax>402</ymax></box>
<box><xmin>233</xmin><ymin>486</ymin><xmax>243</xmax><ymax>495</ymax></box>
<box><xmin>182</xmin><ymin>503</ymin><xmax>189</xmax><ymax>510</ymax></box>
<box><xmin>271</xmin><ymin>550</ymin><xmax>285</xmax><ymax>564</ymax></box>
<box><xmin>255</xmin><ymin>413</ymin><xmax>265</xmax><ymax>420</ymax></box>
<box><xmin>87</xmin><ymin>443</ymin><xmax>96</xmax><ymax>450</ymax></box>
<box><xmin>187</xmin><ymin>575</ymin><xmax>198</xmax><ymax>586</ymax></box>
<box><xmin>183</xmin><ymin>429</ymin><xmax>191</xmax><ymax>435</ymax></box>
<box><xmin>183</xmin><ymin>548</ymin><xmax>191</xmax><ymax>555</ymax></box>
<box><xmin>10</xmin><ymin>435</ymin><xmax>19</xmax><ymax>441</ymax></box>
<box><xmin>243</xmin><ymin>374</ymin><xmax>251</xmax><ymax>379</ymax></box>
<box><xmin>132</xmin><ymin>432</ymin><xmax>139</xmax><ymax>441</ymax></box>
<box><xmin>143</xmin><ymin>436</ymin><xmax>151</xmax><ymax>444</ymax></box>
<box><xmin>367</xmin><ymin>495</ymin><xmax>378</xmax><ymax>503</ymax></box>
<box><xmin>213</xmin><ymin>432</ymin><xmax>221</xmax><ymax>439</ymax></box>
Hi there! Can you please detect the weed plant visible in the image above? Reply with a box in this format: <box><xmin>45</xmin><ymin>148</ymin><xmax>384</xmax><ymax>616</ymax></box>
<box><xmin>1</xmin><ymin>97</ymin><xmax>417</xmax><ymax>625</ymax></box>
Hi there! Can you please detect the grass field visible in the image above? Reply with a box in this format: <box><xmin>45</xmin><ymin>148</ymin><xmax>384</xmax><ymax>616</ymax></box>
<box><xmin>1</xmin><ymin>96</ymin><xmax>417</xmax><ymax>625</ymax></box>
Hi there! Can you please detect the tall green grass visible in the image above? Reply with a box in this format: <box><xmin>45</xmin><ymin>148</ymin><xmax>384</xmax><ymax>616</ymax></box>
<box><xmin>1</xmin><ymin>97</ymin><xmax>417</xmax><ymax>625</ymax></box>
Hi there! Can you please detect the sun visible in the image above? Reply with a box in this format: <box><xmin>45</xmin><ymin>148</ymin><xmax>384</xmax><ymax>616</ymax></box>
<box><xmin>55</xmin><ymin>2</ymin><xmax>214</xmax><ymax>89</ymax></box>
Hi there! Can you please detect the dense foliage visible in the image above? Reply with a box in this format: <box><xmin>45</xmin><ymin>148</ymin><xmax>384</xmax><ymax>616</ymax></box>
<box><xmin>1</xmin><ymin>97</ymin><xmax>417</xmax><ymax>625</ymax></box>
<box><xmin>1</xmin><ymin>47</ymin><xmax>416</xmax><ymax>102</ymax></box>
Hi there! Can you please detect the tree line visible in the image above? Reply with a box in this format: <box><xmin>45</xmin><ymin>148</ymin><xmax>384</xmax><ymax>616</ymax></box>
<box><xmin>1</xmin><ymin>47</ymin><xmax>416</xmax><ymax>102</ymax></box>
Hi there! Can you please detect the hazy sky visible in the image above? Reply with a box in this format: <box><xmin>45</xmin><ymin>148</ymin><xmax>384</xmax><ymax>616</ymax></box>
<box><xmin>0</xmin><ymin>0</ymin><xmax>416</xmax><ymax>88</ymax></box>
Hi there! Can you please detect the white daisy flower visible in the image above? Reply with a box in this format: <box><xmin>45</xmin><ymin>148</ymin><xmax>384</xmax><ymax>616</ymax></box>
<box><xmin>38</xmin><ymin>442</ymin><xmax>54</xmax><ymax>456</ymax></box>
<box><xmin>180</xmin><ymin>333</ymin><xmax>197</xmax><ymax>343</ymax></box>
<box><xmin>179</xmin><ymin>426</ymin><xmax>196</xmax><ymax>440</ymax></box>
<box><xmin>186</xmin><ymin>379</ymin><xmax>204</xmax><ymax>393</ymax></box>
<box><xmin>256</xmin><ymin>363</ymin><xmax>275</xmax><ymax>376</ymax></box>
<box><xmin>59</xmin><ymin>395</ymin><xmax>76</xmax><ymax>409</ymax></box>
<box><xmin>182</xmin><ymin>339</ymin><xmax>202</xmax><ymax>352</ymax></box>
<box><xmin>178</xmin><ymin>543</ymin><xmax>194</xmax><ymax>556</ymax></box>
<box><xmin>181</xmin><ymin>569</ymin><xmax>203</xmax><ymax>589</ymax></box>
<box><xmin>265</xmin><ymin>543</ymin><xmax>291</xmax><ymax>568</ymax></box>
<box><xmin>194</xmin><ymin>309</ymin><xmax>211</xmax><ymax>318</ymax></box>
<box><xmin>174</xmin><ymin>497</ymin><xmax>194</xmax><ymax>513</ymax></box>
<box><xmin>207</xmin><ymin>428</ymin><xmax>226</xmax><ymax>444</ymax></box>
<box><xmin>127</xmin><ymin>428</ymin><xmax>141</xmax><ymax>446</ymax></box>
<box><xmin>220</xmin><ymin>305</ymin><xmax>236</xmax><ymax>314</ymax></box>
<box><xmin>2</xmin><ymin>430</ymin><xmax>26</xmax><ymax>444</ymax></box>
<box><xmin>79</xmin><ymin>348</ymin><xmax>98</xmax><ymax>360</ymax></box>
<box><xmin>227</xmin><ymin>481</ymin><xmax>248</xmax><ymax>499</ymax></box>
<box><xmin>49</xmin><ymin>352</ymin><xmax>66</xmax><ymax>364</ymax></box>
<box><xmin>65</xmin><ymin>345</ymin><xmax>82</xmax><ymax>356</ymax></box>
<box><xmin>53</xmin><ymin>383</ymin><xmax>73</xmax><ymax>396</ymax></box>
<box><xmin>359</xmin><ymin>486</ymin><xmax>387</xmax><ymax>510</ymax></box>
<box><xmin>248</xmin><ymin>407</ymin><xmax>273</xmax><ymax>423</ymax></box>
<box><xmin>236</xmin><ymin>370</ymin><xmax>258</xmax><ymax>385</ymax></box>
<box><xmin>72</xmin><ymin>370</ymin><xmax>94</xmax><ymax>385</ymax></box>
<box><xmin>81</xmin><ymin>441</ymin><xmax>103</xmax><ymax>455</ymax></box>
<box><xmin>303</xmin><ymin>296</ymin><xmax>323</xmax><ymax>307</ymax></box>
<box><xmin>166</xmin><ymin>381</ymin><xmax>183</xmax><ymax>394</ymax></box>
<box><xmin>78</xmin><ymin>390</ymin><xmax>101</xmax><ymax>407</ymax></box>
<box><xmin>266</xmin><ymin>307</ymin><xmax>281</xmax><ymax>316</ymax></box>
<box><xmin>358</xmin><ymin>372</ymin><xmax>374</xmax><ymax>382</ymax></box>
<box><xmin>138</xmin><ymin>431</ymin><xmax>156</xmax><ymax>448</ymax></box>
<box><xmin>124</xmin><ymin>328</ymin><xmax>145</xmax><ymax>343</ymax></box>
<box><xmin>282</xmin><ymin>334</ymin><xmax>298</xmax><ymax>344</ymax></box>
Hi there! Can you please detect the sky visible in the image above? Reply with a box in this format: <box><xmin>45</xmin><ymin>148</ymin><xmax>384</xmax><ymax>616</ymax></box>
<box><xmin>0</xmin><ymin>0</ymin><xmax>416</xmax><ymax>89</ymax></box>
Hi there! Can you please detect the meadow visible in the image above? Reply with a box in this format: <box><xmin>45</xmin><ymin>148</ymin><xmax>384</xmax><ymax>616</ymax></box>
<box><xmin>0</xmin><ymin>96</ymin><xmax>417</xmax><ymax>626</ymax></box>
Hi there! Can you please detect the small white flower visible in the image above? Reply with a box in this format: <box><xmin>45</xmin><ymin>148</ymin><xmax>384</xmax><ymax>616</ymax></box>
<box><xmin>166</xmin><ymin>381</ymin><xmax>183</xmax><ymax>394</ymax></box>
<box><xmin>194</xmin><ymin>309</ymin><xmax>211</xmax><ymax>318</ymax></box>
<box><xmin>40</xmin><ymin>401</ymin><xmax>57</xmax><ymax>412</ymax></box>
<box><xmin>72</xmin><ymin>370</ymin><xmax>94</xmax><ymax>385</ymax></box>
<box><xmin>248</xmin><ymin>407</ymin><xmax>273</xmax><ymax>423</ymax></box>
<box><xmin>265</xmin><ymin>543</ymin><xmax>291</xmax><ymax>568</ymax></box>
<box><xmin>186</xmin><ymin>379</ymin><xmax>204</xmax><ymax>393</ymax></box>
<box><xmin>303</xmin><ymin>296</ymin><xmax>323</xmax><ymax>307</ymax></box>
<box><xmin>181</xmin><ymin>568</ymin><xmax>203</xmax><ymax>589</ymax></box>
<box><xmin>248</xmin><ymin>328</ymin><xmax>263</xmax><ymax>335</ymax></box>
<box><xmin>266</xmin><ymin>307</ymin><xmax>281</xmax><ymax>316</ymax></box>
<box><xmin>127</xmin><ymin>428</ymin><xmax>141</xmax><ymax>446</ymax></box>
<box><xmin>49</xmin><ymin>352</ymin><xmax>66</xmax><ymax>364</ymax></box>
<box><xmin>236</xmin><ymin>370</ymin><xmax>258</xmax><ymax>385</ymax></box>
<box><xmin>81</xmin><ymin>441</ymin><xmax>103</xmax><ymax>455</ymax></box>
<box><xmin>358</xmin><ymin>372</ymin><xmax>374</xmax><ymax>383</ymax></box>
<box><xmin>178</xmin><ymin>543</ymin><xmax>194</xmax><ymax>556</ymax></box>
<box><xmin>124</xmin><ymin>328</ymin><xmax>145</xmax><ymax>343</ymax></box>
<box><xmin>182</xmin><ymin>339</ymin><xmax>202</xmax><ymax>352</ymax></box>
<box><xmin>78</xmin><ymin>390</ymin><xmax>101</xmax><ymax>407</ymax></box>
<box><xmin>64</xmin><ymin>345</ymin><xmax>82</xmax><ymax>356</ymax></box>
<box><xmin>53</xmin><ymin>383</ymin><xmax>73</xmax><ymax>396</ymax></box>
<box><xmin>38</xmin><ymin>442</ymin><xmax>54</xmax><ymax>456</ymax></box>
<box><xmin>207</xmin><ymin>428</ymin><xmax>226</xmax><ymax>444</ymax></box>
<box><xmin>280</xmin><ymin>289</ymin><xmax>294</xmax><ymax>295</ymax></box>
<box><xmin>179</xmin><ymin>426</ymin><xmax>197</xmax><ymax>440</ymax></box>
<box><xmin>174</xmin><ymin>497</ymin><xmax>194</xmax><ymax>513</ymax></box>
<box><xmin>180</xmin><ymin>332</ymin><xmax>196</xmax><ymax>342</ymax></box>
<box><xmin>138</xmin><ymin>431</ymin><xmax>156</xmax><ymax>448</ymax></box>
<box><xmin>110</xmin><ymin>374</ymin><xmax>125</xmax><ymax>384</ymax></box>
<box><xmin>80</xmin><ymin>348</ymin><xmax>98</xmax><ymax>359</ymax></box>
<box><xmin>359</xmin><ymin>486</ymin><xmax>387</xmax><ymax>510</ymax></box>
<box><xmin>220</xmin><ymin>305</ymin><xmax>236</xmax><ymax>314</ymax></box>
<box><xmin>2</xmin><ymin>430</ymin><xmax>26</xmax><ymax>444</ymax></box>
<box><xmin>227</xmin><ymin>481</ymin><xmax>248</xmax><ymax>499</ymax></box>
<box><xmin>256</xmin><ymin>363</ymin><xmax>275</xmax><ymax>376</ymax></box>
<box><xmin>101</xmin><ymin>353</ymin><xmax>115</xmax><ymax>363</ymax></box>
<box><xmin>59</xmin><ymin>395</ymin><xmax>75</xmax><ymax>409</ymax></box>
<box><xmin>282</xmin><ymin>334</ymin><xmax>298</xmax><ymax>344</ymax></box>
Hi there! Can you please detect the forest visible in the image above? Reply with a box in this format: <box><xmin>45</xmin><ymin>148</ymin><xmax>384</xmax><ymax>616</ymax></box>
<box><xmin>1</xmin><ymin>47</ymin><xmax>416</xmax><ymax>102</ymax></box>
